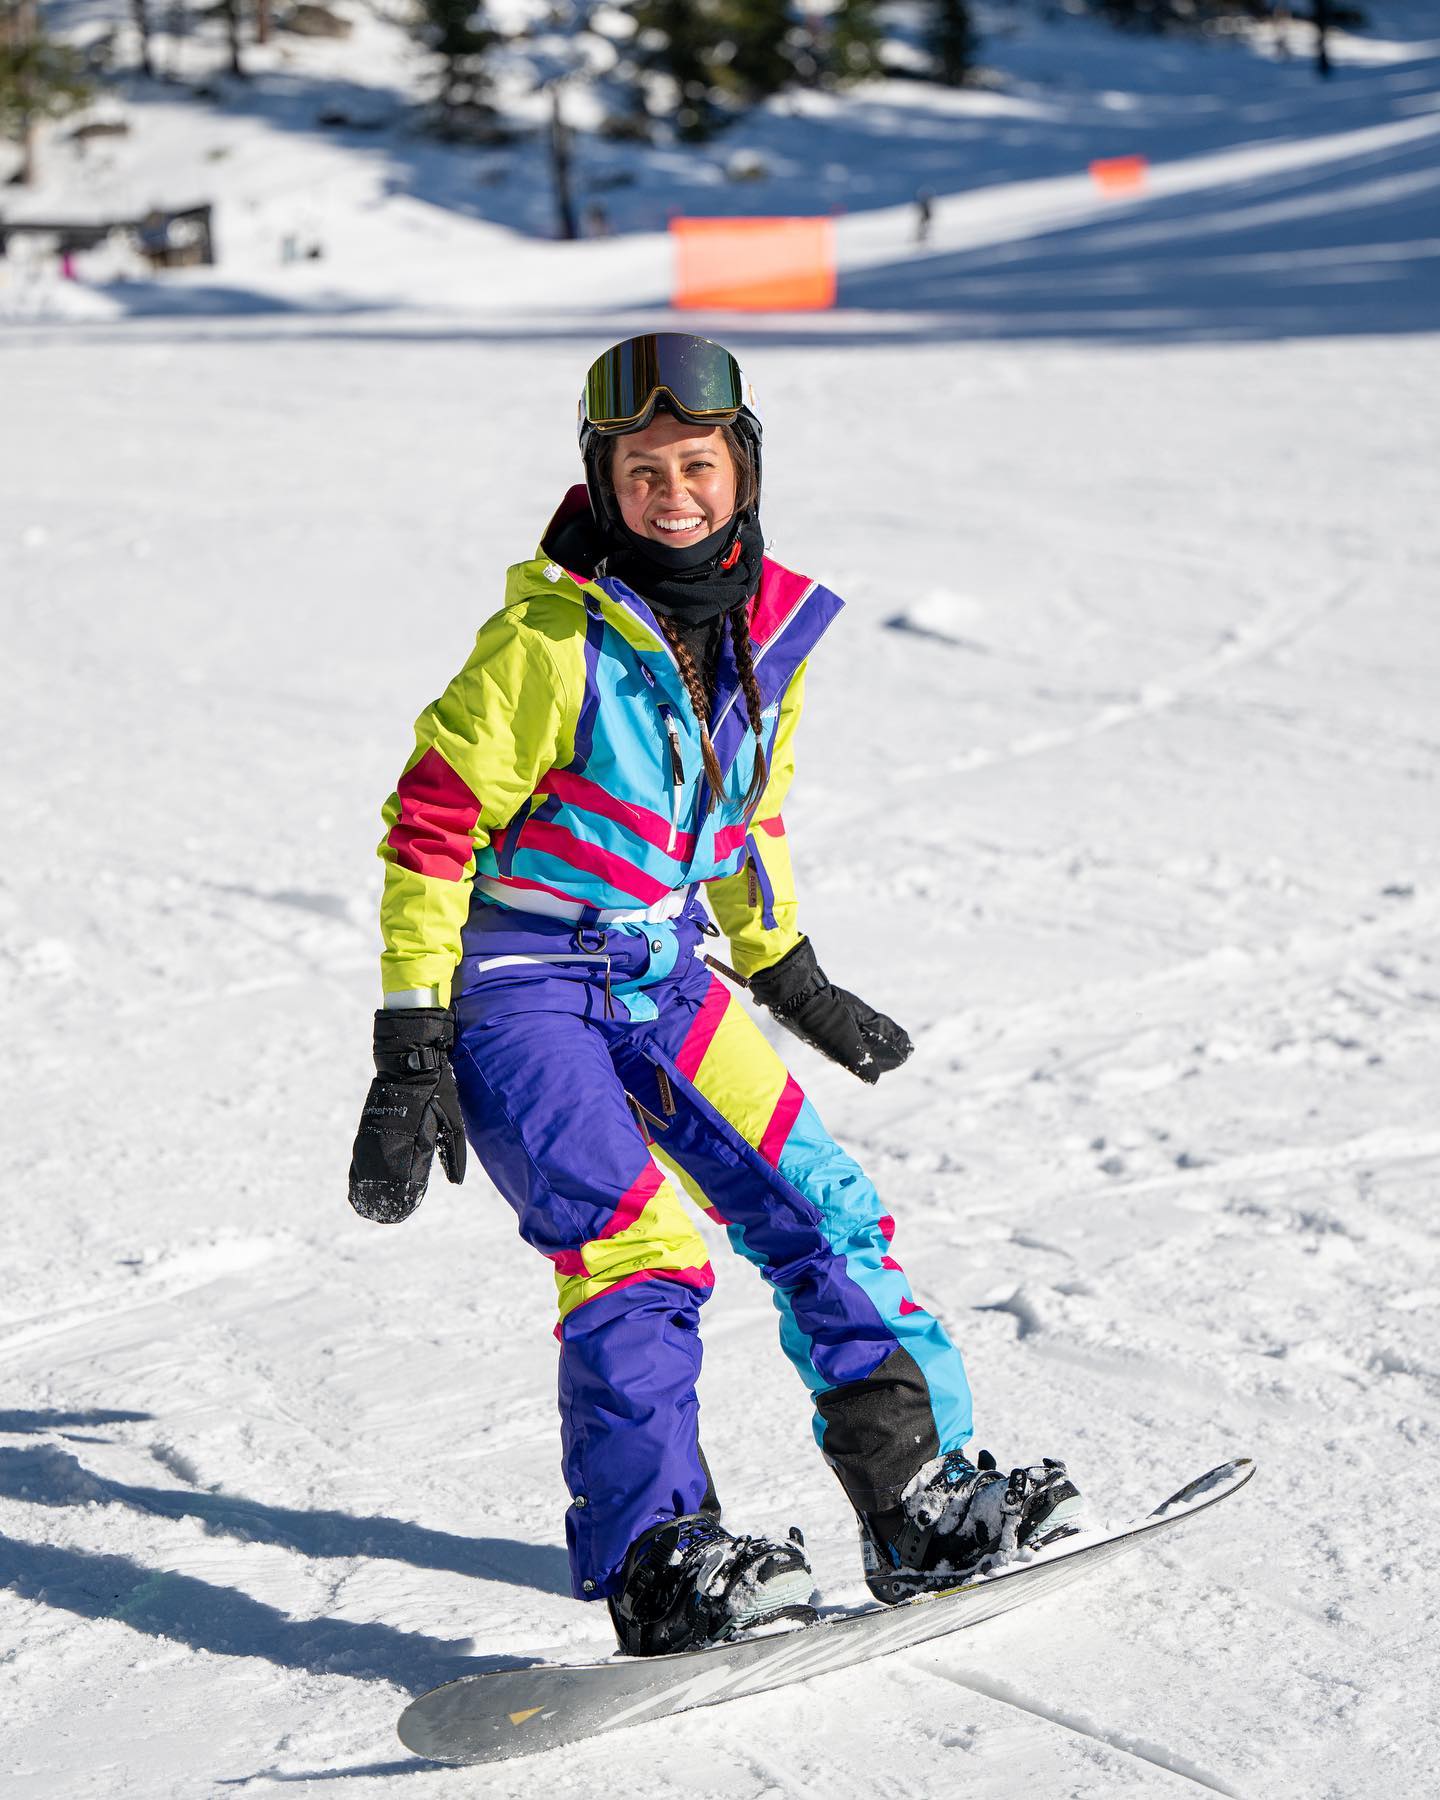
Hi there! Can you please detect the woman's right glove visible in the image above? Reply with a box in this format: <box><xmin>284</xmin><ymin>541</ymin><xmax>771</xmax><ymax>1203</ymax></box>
<box><xmin>348</xmin><ymin>1008</ymin><xmax>467</xmax><ymax>1223</ymax></box>
<box><xmin>748</xmin><ymin>937</ymin><xmax>913</xmax><ymax>1085</ymax></box>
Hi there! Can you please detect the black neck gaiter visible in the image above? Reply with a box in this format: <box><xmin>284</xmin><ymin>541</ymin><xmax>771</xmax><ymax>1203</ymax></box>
<box><xmin>603</xmin><ymin>513</ymin><xmax>766</xmax><ymax>627</ymax></box>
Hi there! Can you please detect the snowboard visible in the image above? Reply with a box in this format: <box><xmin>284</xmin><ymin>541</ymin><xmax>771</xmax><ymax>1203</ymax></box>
<box><xmin>398</xmin><ymin>1457</ymin><xmax>1253</xmax><ymax>1766</ymax></box>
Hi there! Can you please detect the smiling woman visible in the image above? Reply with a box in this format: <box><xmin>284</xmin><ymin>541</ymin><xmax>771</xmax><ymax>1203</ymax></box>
<box><xmin>346</xmin><ymin>332</ymin><xmax>1080</xmax><ymax>1662</ymax></box>
<box><xmin>610</xmin><ymin>418</ymin><xmax>739</xmax><ymax>548</ymax></box>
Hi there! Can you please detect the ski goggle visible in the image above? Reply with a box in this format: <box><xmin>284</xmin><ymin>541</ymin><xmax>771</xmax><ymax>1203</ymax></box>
<box><xmin>581</xmin><ymin>334</ymin><xmax>747</xmax><ymax>436</ymax></box>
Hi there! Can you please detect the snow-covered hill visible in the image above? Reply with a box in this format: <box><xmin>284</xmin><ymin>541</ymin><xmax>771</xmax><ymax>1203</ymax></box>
<box><xmin>3</xmin><ymin>4</ymin><xmax>1439</xmax><ymax>1796</ymax></box>
<box><xmin>4</xmin><ymin>0</ymin><xmax>1438</xmax><ymax>329</ymax></box>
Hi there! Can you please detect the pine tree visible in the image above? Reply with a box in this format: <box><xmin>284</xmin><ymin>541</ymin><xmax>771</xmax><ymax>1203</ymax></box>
<box><xmin>926</xmin><ymin>0</ymin><xmax>973</xmax><ymax>86</ymax></box>
<box><xmin>0</xmin><ymin>0</ymin><xmax>89</xmax><ymax>184</ymax></box>
<box><xmin>826</xmin><ymin>0</ymin><xmax>884</xmax><ymax>86</ymax></box>
<box><xmin>626</xmin><ymin>0</ymin><xmax>804</xmax><ymax>138</ymax></box>
<box><xmin>419</xmin><ymin>0</ymin><xmax>499</xmax><ymax>134</ymax></box>
<box><xmin>719</xmin><ymin>0</ymin><xmax>792</xmax><ymax>104</ymax></box>
<box><xmin>630</xmin><ymin>0</ymin><xmax>719</xmax><ymax>140</ymax></box>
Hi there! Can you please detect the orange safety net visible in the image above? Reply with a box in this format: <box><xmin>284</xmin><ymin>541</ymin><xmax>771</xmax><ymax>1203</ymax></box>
<box><xmin>1089</xmin><ymin>156</ymin><xmax>1149</xmax><ymax>195</ymax></box>
<box><xmin>672</xmin><ymin>217</ymin><xmax>837</xmax><ymax>312</ymax></box>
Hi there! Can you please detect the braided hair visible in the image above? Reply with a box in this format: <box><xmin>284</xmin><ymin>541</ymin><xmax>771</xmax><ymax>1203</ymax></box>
<box><xmin>658</xmin><ymin>613</ymin><xmax>724</xmax><ymax>794</ymax></box>
<box><xmin>726</xmin><ymin>603</ymin><xmax>769</xmax><ymax>816</ymax></box>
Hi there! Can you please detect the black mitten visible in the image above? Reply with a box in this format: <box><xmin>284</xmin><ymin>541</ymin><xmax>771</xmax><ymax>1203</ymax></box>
<box><xmin>749</xmin><ymin>938</ymin><xmax>912</xmax><ymax>1085</ymax></box>
<box><xmin>348</xmin><ymin>1008</ymin><xmax>468</xmax><ymax>1223</ymax></box>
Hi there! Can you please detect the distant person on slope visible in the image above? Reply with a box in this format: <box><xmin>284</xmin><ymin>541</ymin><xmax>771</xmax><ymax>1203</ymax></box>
<box><xmin>347</xmin><ymin>333</ymin><xmax>1081</xmax><ymax>1654</ymax></box>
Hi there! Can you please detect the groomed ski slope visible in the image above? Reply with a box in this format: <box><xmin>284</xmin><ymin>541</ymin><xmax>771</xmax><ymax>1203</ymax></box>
<box><xmin>3</xmin><ymin>9</ymin><xmax>1439</xmax><ymax>1797</ymax></box>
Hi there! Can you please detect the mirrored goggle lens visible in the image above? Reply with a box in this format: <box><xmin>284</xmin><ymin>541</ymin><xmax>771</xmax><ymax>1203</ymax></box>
<box><xmin>584</xmin><ymin>336</ymin><xmax>744</xmax><ymax>432</ymax></box>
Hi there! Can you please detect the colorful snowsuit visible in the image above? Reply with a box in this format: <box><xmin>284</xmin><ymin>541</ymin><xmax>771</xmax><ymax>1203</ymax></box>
<box><xmin>379</xmin><ymin>489</ymin><xmax>974</xmax><ymax>1598</ymax></box>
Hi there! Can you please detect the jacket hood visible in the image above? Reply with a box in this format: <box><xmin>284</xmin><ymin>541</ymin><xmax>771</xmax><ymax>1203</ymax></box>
<box><xmin>506</xmin><ymin>487</ymin><xmax>674</xmax><ymax>665</ymax></box>
<box><xmin>540</xmin><ymin>484</ymin><xmax>611</xmax><ymax>582</ymax></box>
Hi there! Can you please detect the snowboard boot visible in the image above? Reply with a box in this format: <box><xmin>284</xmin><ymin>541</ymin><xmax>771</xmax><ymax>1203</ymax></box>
<box><xmin>860</xmin><ymin>1449</ymin><xmax>1083</xmax><ymax>1606</ymax></box>
<box><xmin>608</xmin><ymin>1513</ymin><xmax>816</xmax><ymax>1656</ymax></box>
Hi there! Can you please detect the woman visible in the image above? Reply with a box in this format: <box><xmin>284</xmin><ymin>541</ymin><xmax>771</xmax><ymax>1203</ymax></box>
<box><xmin>348</xmin><ymin>334</ymin><xmax>1079</xmax><ymax>1655</ymax></box>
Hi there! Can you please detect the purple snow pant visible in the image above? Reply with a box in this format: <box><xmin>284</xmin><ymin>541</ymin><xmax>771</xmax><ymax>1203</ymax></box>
<box><xmin>451</xmin><ymin>898</ymin><xmax>974</xmax><ymax>1599</ymax></box>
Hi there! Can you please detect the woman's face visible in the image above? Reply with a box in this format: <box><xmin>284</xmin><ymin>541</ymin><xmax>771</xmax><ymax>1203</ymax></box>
<box><xmin>610</xmin><ymin>416</ymin><xmax>737</xmax><ymax>549</ymax></box>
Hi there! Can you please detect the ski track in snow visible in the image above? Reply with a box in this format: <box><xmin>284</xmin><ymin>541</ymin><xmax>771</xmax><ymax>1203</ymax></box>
<box><xmin>894</xmin><ymin>574</ymin><xmax>1362</xmax><ymax>782</ymax></box>
<box><xmin>4</xmin><ymin>11</ymin><xmax>1440</xmax><ymax>1796</ymax></box>
<box><xmin>919</xmin><ymin>1663</ymin><xmax>1243</xmax><ymax>1796</ymax></box>
<box><xmin>6</xmin><ymin>314</ymin><xmax>1439</xmax><ymax>1795</ymax></box>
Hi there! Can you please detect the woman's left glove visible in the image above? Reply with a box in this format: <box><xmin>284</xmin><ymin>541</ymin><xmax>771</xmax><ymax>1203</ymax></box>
<box><xmin>748</xmin><ymin>938</ymin><xmax>913</xmax><ymax>1085</ymax></box>
<box><xmin>348</xmin><ymin>1008</ymin><xmax>468</xmax><ymax>1223</ymax></box>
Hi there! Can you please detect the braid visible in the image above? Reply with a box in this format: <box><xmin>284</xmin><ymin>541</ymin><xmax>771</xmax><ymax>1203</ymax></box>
<box><xmin>728</xmin><ymin>603</ymin><xmax>769</xmax><ymax>816</ymax></box>
<box><xmin>701</xmin><ymin>613</ymin><xmax>723</xmax><ymax>698</ymax></box>
<box><xmin>658</xmin><ymin>614</ymin><xmax>726</xmax><ymax>794</ymax></box>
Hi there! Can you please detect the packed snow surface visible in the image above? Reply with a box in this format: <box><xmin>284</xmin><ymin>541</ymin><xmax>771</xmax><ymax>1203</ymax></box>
<box><xmin>2</xmin><ymin>5</ymin><xmax>1439</xmax><ymax>1796</ymax></box>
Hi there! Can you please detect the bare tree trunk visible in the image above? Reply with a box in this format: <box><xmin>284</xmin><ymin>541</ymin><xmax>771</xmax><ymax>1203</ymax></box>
<box><xmin>131</xmin><ymin>0</ymin><xmax>154</xmax><ymax>76</ymax></box>
<box><xmin>1314</xmin><ymin>0</ymin><xmax>1332</xmax><ymax>77</ymax></box>
<box><xmin>254</xmin><ymin>0</ymin><xmax>271</xmax><ymax>47</ymax></box>
<box><xmin>6</xmin><ymin>1</ymin><xmax>36</xmax><ymax>51</ymax></box>
<box><xmin>165</xmin><ymin>0</ymin><xmax>187</xmax><ymax>81</ymax></box>
<box><xmin>221</xmin><ymin>0</ymin><xmax>245</xmax><ymax>75</ymax></box>
<box><xmin>9</xmin><ymin>0</ymin><xmax>39</xmax><ymax>184</ymax></box>
<box><xmin>550</xmin><ymin>82</ymin><xmax>577</xmax><ymax>242</ymax></box>
<box><xmin>16</xmin><ymin>114</ymin><xmax>36</xmax><ymax>184</ymax></box>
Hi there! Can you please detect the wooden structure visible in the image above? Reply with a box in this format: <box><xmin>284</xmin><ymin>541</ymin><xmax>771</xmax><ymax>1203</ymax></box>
<box><xmin>0</xmin><ymin>203</ymin><xmax>215</xmax><ymax>268</ymax></box>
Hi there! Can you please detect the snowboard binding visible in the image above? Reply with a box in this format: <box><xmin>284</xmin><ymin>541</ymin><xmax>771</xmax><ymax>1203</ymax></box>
<box><xmin>860</xmin><ymin>1449</ymin><xmax>1083</xmax><ymax>1605</ymax></box>
<box><xmin>608</xmin><ymin>1513</ymin><xmax>816</xmax><ymax>1655</ymax></box>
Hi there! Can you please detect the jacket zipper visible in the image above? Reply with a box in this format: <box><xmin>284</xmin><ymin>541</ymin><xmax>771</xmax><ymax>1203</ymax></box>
<box><xmin>611</xmin><ymin>584</ymin><xmax>823</xmax><ymax>853</ymax></box>
<box><xmin>660</xmin><ymin>704</ymin><xmax>685</xmax><ymax>853</ymax></box>
<box><xmin>633</xmin><ymin>631</ymin><xmax>690</xmax><ymax>856</ymax></box>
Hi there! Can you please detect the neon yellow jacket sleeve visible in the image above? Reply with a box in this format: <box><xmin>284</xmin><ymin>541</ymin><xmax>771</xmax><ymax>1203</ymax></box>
<box><xmin>706</xmin><ymin>661</ymin><xmax>807</xmax><ymax>977</ymax></box>
<box><xmin>378</xmin><ymin>603</ymin><xmax>579</xmax><ymax>1004</ymax></box>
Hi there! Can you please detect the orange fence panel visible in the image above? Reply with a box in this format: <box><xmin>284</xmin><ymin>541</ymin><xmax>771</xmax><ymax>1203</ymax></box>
<box><xmin>1089</xmin><ymin>156</ymin><xmax>1149</xmax><ymax>195</ymax></box>
<box><xmin>672</xmin><ymin>217</ymin><xmax>836</xmax><ymax>311</ymax></box>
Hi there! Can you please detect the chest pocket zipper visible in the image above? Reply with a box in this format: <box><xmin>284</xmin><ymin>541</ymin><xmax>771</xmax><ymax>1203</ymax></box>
<box><xmin>660</xmin><ymin>705</ymin><xmax>686</xmax><ymax>853</ymax></box>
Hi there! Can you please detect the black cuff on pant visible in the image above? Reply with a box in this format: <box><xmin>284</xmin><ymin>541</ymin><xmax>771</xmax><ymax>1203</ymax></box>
<box><xmin>815</xmin><ymin>1345</ymin><xmax>942</xmax><ymax>1516</ymax></box>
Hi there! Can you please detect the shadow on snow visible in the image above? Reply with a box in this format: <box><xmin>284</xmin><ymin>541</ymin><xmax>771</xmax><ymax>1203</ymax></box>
<box><xmin>214</xmin><ymin>1761</ymin><xmax>440</xmax><ymax>1785</ymax></box>
<box><xmin>0</xmin><ymin>1526</ymin><xmax>526</xmax><ymax>1694</ymax></box>
<box><xmin>0</xmin><ymin>1444</ymin><xmax>572</xmax><ymax>1595</ymax></box>
<box><xmin>832</xmin><ymin>113</ymin><xmax>1440</xmax><ymax>342</ymax></box>
<box><xmin>49</xmin><ymin>80</ymin><xmax>1440</xmax><ymax>348</ymax></box>
<box><xmin>0</xmin><ymin>1408</ymin><xmax>154</xmax><ymax>1438</ymax></box>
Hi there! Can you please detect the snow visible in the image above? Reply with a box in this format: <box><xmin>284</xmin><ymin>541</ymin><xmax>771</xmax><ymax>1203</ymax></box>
<box><xmin>3</xmin><ymin>1</ymin><xmax>1439</xmax><ymax>1794</ymax></box>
